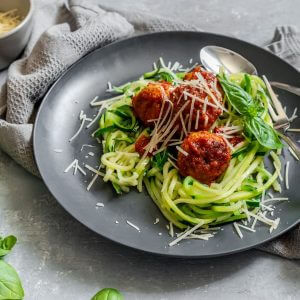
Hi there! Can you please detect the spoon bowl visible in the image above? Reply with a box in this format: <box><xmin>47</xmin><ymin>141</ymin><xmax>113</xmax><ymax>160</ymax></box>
<box><xmin>200</xmin><ymin>45</ymin><xmax>257</xmax><ymax>75</ymax></box>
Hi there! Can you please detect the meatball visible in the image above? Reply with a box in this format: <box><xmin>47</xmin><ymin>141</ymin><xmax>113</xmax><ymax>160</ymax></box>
<box><xmin>132</xmin><ymin>82</ymin><xmax>170</xmax><ymax>126</ymax></box>
<box><xmin>184</xmin><ymin>66</ymin><xmax>218</xmax><ymax>85</ymax></box>
<box><xmin>170</xmin><ymin>67</ymin><xmax>223</xmax><ymax>132</ymax></box>
<box><xmin>171</xmin><ymin>85</ymin><xmax>223</xmax><ymax>132</ymax></box>
<box><xmin>177</xmin><ymin>131</ymin><xmax>231</xmax><ymax>185</ymax></box>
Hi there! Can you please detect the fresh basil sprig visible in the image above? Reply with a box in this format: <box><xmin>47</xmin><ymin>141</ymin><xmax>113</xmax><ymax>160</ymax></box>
<box><xmin>91</xmin><ymin>288</ymin><xmax>123</xmax><ymax>300</ymax></box>
<box><xmin>218</xmin><ymin>74</ymin><xmax>282</xmax><ymax>150</ymax></box>
<box><xmin>218</xmin><ymin>76</ymin><xmax>258</xmax><ymax>117</ymax></box>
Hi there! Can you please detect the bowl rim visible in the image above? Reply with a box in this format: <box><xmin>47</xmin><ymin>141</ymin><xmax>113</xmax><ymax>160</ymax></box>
<box><xmin>0</xmin><ymin>0</ymin><xmax>34</xmax><ymax>40</ymax></box>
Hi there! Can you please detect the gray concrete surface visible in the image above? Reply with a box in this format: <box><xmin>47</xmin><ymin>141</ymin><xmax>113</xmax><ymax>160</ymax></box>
<box><xmin>1</xmin><ymin>0</ymin><xmax>300</xmax><ymax>299</ymax></box>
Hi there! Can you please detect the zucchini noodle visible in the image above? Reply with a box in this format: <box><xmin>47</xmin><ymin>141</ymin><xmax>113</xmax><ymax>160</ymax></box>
<box><xmin>95</xmin><ymin>62</ymin><xmax>283</xmax><ymax>235</ymax></box>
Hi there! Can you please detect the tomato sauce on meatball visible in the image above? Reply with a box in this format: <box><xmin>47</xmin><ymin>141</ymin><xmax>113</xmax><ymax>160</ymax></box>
<box><xmin>184</xmin><ymin>66</ymin><xmax>218</xmax><ymax>84</ymax></box>
<box><xmin>177</xmin><ymin>131</ymin><xmax>231</xmax><ymax>185</ymax></box>
<box><xmin>171</xmin><ymin>85</ymin><xmax>222</xmax><ymax>131</ymax></box>
<box><xmin>132</xmin><ymin>82</ymin><xmax>170</xmax><ymax>126</ymax></box>
<box><xmin>171</xmin><ymin>67</ymin><xmax>223</xmax><ymax>132</ymax></box>
<box><xmin>135</xmin><ymin>135</ymin><xmax>152</xmax><ymax>156</ymax></box>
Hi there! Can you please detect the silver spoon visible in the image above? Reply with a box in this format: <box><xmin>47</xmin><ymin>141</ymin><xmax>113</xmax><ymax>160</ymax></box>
<box><xmin>200</xmin><ymin>45</ymin><xmax>300</xmax><ymax>96</ymax></box>
<box><xmin>200</xmin><ymin>46</ymin><xmax>257</xmax><ymax>75</ymax></box>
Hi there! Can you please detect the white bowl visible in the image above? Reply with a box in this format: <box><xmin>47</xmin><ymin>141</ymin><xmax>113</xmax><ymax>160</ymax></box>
<box><xmin>0</xmin><ymin>0</ymin><xmax>34</xmax><ymax>70</ymax></box>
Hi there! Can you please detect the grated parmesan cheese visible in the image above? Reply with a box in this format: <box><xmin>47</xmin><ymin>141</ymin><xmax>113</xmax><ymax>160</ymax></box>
<box><xmin>176</xmin><ymin>146</ymin><xmax>188</xmax><ymax>156</ymax></box>
<box><xmin>233</xmin><ymin>222</ymin><xmax>243</xmax><ymax>239</ymax></box>
<box><xmin>64</xmin><ymin>159</ymin><xmax>78</xmax><ymax>173</ymax></box>
<box><xmin>285</xmin><ymin>161</ymin><xmax>290</xmax><ymax>189</ymax></box>
<box><xmin>169</xmin><ymin>222</ymin><xmax>204</xmax><ymax>246</ymax></box>
<box><xmin>126</xmin><ymin>220</ymin><xmax>140</xmax><ymax>232</ymax></box>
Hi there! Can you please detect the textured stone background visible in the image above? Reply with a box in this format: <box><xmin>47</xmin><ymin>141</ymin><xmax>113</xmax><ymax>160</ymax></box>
<box><xmin>0</xmin><ymin>0</ymin><xmax>300</xmax><ymax>299</ymax></box>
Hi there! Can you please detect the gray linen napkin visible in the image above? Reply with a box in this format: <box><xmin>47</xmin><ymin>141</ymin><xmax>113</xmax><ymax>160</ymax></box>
<box><xmin>0</xmin><ymin>0</ymin><xmax>299</xmax><ymax>258</ymax></box>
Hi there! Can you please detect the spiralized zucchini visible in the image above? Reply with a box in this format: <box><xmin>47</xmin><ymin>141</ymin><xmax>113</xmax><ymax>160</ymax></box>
<box><xmin>95</xmin><ymin>65</ymin><xmax>281</xmax><ymax>230</ymax></box>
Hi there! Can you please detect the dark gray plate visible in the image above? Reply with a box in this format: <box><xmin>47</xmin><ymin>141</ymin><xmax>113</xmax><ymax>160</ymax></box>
<box><xmin>34</xmin><ymin>32</ymin><xmax>300</xmax><ymax>258</ymax></box>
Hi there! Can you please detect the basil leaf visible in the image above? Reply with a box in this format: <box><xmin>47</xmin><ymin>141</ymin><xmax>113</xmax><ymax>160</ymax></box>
<box><xmin>0</xmin><ymin>236</ymin><xmax>17</xmax><ymax>257</ymax></box>
<box><xmin>218</xmin><ymin>76</ymin><xmax>257</xmax><ymax>117</ymax></box>
<box><xmin>152</xmin><ymin>150</ymin><xmax>169</xmax><ymax>170</ymax></box>
<box><xmin>91</xmin><ymin>288</ymin><xmax>123</xmax><ymax>300</ymax></box>
<box><xmin>244</xmin><ymin>117</ymin><xmax>282</xmax><ymax>149</ymax></box>
<box><xmin>0</xmin><ymin>260</ymin><xmax>24</xmax><ymax>300</ymax></box>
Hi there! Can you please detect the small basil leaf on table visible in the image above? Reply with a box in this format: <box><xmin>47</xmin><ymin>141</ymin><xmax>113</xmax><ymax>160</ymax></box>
<box><xmin>0</xmin><ymin>260</ymin><xmax>24</xmax><ymax>300</ymax></box>
<box><xmin>0</xmin><ymin>235</ymin><xmax>17</xmax><ymax>257</ymax></box>
<box><xmin>244</xmin><ymin>117</ymin><xmax>282</xmax><ymax>149</ymax></box>
<box><xmin>91</xmin><ymin>288</ymin><xmax>123</xmax><ymax>300</ymax></box>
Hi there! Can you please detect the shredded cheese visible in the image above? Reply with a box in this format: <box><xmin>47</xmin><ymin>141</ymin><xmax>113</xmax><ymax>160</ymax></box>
<box><xmin>169</xmin><ymin>222</ymin><xmax>174</xmax><ymax>237</ymax></box>
<box><xmin>86</xmin><ymin>105</ymin><xmax>107</xmax><ymax>129</ymax></box>
<box><xmin>81</xmin><ymin>144</ymin><xmax>95</xmax><ymax>151</ymax></box>
<box><xmin>176</xmin><ymin>146</ymin><xmax>188</xmax><ymax>156</ymax></box>
<box><xmin>169</xmin><ymin>222</ymin><xmax>204</xmax><ymax>246</ymax></box>
<box><xmin>168</xmin><ymin>158</ymin><xmax>178</xmax><ymax>170</ymax></box>
<box><xmin>285</xmin><ymin>161</ymin><xmax>290</xmax><ymax>190</ymax></box>
<box><xmin>154</xmin><ymin>218</ymin><xmax>160</xmax><ymax>224</ymax></box>
<box><xmin>126</xmin><ymin>220</ymin><xmax>140</xmax><ymax>232</ymax></box>
<box><xmin>237</xmin><ymin>223</ymin><xmax>256</xmax><ymax>233</ymax></box>
<box><xmin>69</xmin><ymin>112</ymin><xmax>87</xmax><ymax>142</ymax></box>
<box><xmin>263</xmin><ymin>197</ymin><xmax>289</xmax><ymax>203</ymax></box>
<box><xmin>64</xmin><ymin>159</ymin><xmax>78</xmax><ymax>173</ymax></box>
<box><xmin>233</xmin><ymin>222</ymin><xmax>243</xmax><ymax>239</ymax></box>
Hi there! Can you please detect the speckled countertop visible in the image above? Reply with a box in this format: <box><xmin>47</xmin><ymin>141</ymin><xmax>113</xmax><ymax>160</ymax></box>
<box><xmin>0</xmin><ymin>1</ymin><xmax>300</xmax><ymax>299</ymax></box>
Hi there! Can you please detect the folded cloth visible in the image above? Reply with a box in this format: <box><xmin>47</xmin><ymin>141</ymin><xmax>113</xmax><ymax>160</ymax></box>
<box><xmin>0</xmin><ymin>0</ymin><xmax>298</xmax><ymax>258</ymax></box>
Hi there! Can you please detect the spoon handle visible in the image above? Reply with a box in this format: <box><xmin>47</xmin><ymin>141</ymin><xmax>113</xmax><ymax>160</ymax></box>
<box><xmin>271</xmin><ymin>82</ymin><xmax>300</xmax><ymax>96</ymax></box>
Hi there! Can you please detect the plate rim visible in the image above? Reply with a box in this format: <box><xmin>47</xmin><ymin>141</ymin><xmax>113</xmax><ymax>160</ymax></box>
<box><xmin>33</xmin><ymin>30</ymin><xmax>300</xmax><ymax>258</ymax></box>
